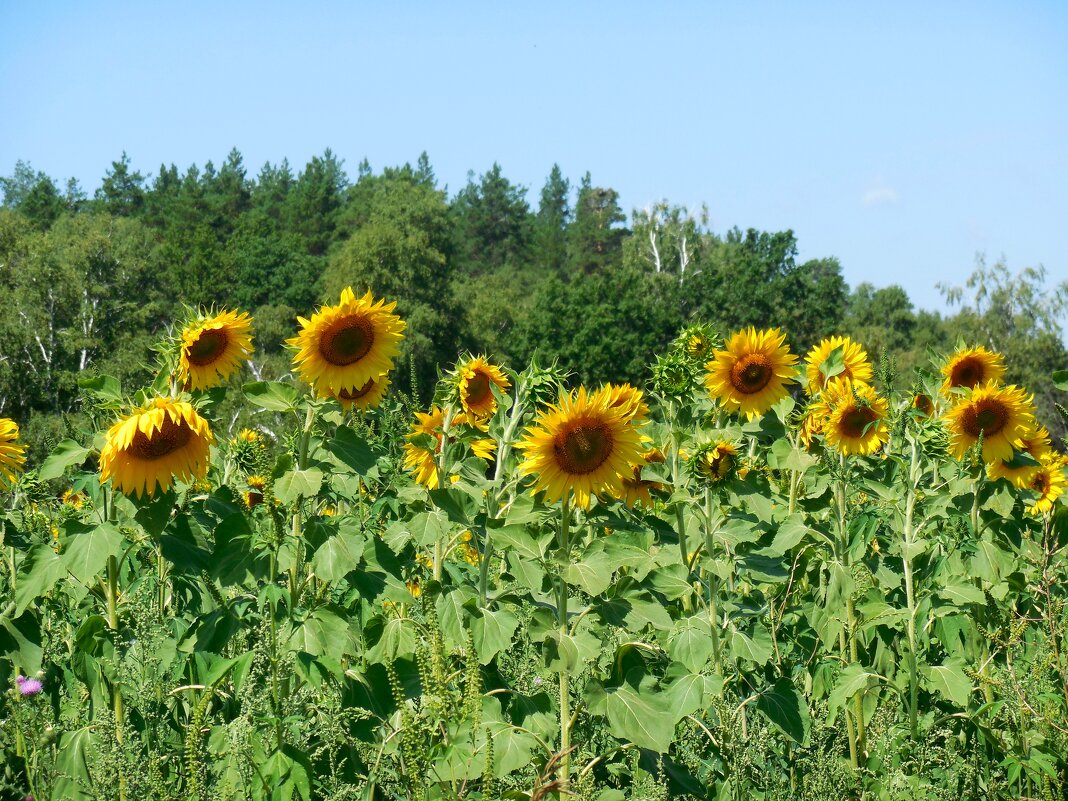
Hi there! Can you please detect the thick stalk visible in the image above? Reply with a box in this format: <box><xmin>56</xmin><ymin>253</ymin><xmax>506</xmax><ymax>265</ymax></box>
<box><xmin>835</xmin><ymin>458</ymin><xmax>864</xmax><ymax>765</ymax></box>
<box><xmin>269</xmin><ymin>547</ymin><xmax>283</xmax><ymax>752</ymax></box>
<box><xmin>901</xmin><ymin>436</ymin><xmax>921</xmax><ymax>740</ymax></box>
<box><xmin>704</xmin><ymin>488</ymin><xmax>721</xmax><ymax>672</ymax></box>
<box><xmin>290</xmin><ymin>404</ymin><xmax>317</xmax><ymax>604</ymax></box>
<box><xmin>433</xmin><ymin>406</ymin><xmax>455</xmax><ymax>583</ymax></box>
<box><xmin>557</xmin><ymin>498</ymin><xmax>572</xmax><ymax>788</ymax></box>
<box><xmin>106</xmin><ymin>554</ymin><xmax>128</xmax><ymax>801</ymax></box>
<box><xmin>969</xmin><ymin>475</ymin><xmax>996</xmax><ymax>704</ymax></box>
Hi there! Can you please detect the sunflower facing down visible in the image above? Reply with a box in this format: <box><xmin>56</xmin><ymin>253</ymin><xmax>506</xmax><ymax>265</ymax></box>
<box><xmin>609</xmin><ymin>448</ymin><xmax>667</xmax><ymax>509</ymax></box>
<box><xmin>288</xmin><ymin>287</ymin><xmax>405</xmax><ymax>395</ymax></box>
<box><xmin>705</xmin><ymin>327</ymin><xmax>799</xmax><ymax>420</ymax></box>
<box><xmin>0</xmin><ymin>418</ymin><xmax>26</xmax><ymax>487</ymax></box>
<box><xmin>402</xmin><ymin>406</ymin><xmax>495</xmax><ymax>489</ymax></box>
<box><xmin>325</xmin><ymin>373</ymin><xmax>391</xmax><ymax>411</ymax></box>
<box><xmin>99</xmin><ymin>397</ymin><xmax>214</xmax><ymax>498</ymax></box>
<box><xmin>456</xmin><ymin>356</ymin><xmax>510</xmax><ymax>420</ymax></box>
<box><xmin>518</xmin><ymin>386</ymin><xmax>646</xmax><ymax>509</ymax></box>
<box><xmin>944</xmin><ymin>381</ymin><xmax>1035</xmax><ymax>464</ymax></box>
<box><xmin>940</xmin><ymin>346</ymin><xmax>1006</xmax><ymax>398</ymax></box>
<box><xmin>178</xmin><ymin>310</ymin><xmax>254</xmax><ymax>391</ymax></box>
<box><xmin>820</xmin><ymin>379</ymin><xmax>890</xmax><ymax>456</ymax></box>
<box><xmin>987</xmin><ymin>424</ymin><xmax>1052</xmax><ymax>488</ymax></box>
<box><xmin>804</xmin><ymin>336</ymin><xmax>873</xmax><ymax>396</ymax></box>
<box><xmin>1026</xmin><ymin>453</ymin><xmax>1067</xmax><ymax>516</ymax></box>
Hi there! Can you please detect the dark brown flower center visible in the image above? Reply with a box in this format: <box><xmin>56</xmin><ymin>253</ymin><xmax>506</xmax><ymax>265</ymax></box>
<box><xmin>913</xmin><ymin>394</ymin><xmax>933</xmax><ymax>416</ymax></box>
<box><xmin>338</xmin><ymin>379</ymin><xmax>375</xmax><ymax>401</ymax></box>
<box><xmin>465</xmin><ymin>371</ymin><xmax>491</xmax><ymax>406</ymax></box>
<box><xmin>554</xmin><ymin>422</ymin><xmax>613</xmax><ymax>475</ymax></box>
<box><xmin>320</xmin><ymin>315</ymin><xmax>374</xmax><ymax>366</ymax></box>
<box><xmin>1031</xmin><ymin>473</ymin><xmax>1049</xmax><ymax>494</ymax></box>
<box><xmin>186</xmin><ymin>330</ymin><xmax>229</xmax><ymax>366</ymax></box>
<box><xmin>129</xmin><ymin>416</ymin><xmax>193</xmax><ymax>461</ymax></box>
<box><xmin>961</xmin><ymin>399</ymin><xmax>1008</xmax><ymax>438</ymax></box>
<box><xmin>730</xmin><ymin>354</ymin><xmax>772</xmax><ymax>394</ymax></box>
<box><xmin>841</xmin><ymin>407</ymin><xmax>877</xmax><ymax>439</ymax></box>
<box><xmin>949</xmin><ymin>357</ymin><xmax>984</xmax><ymax>389</ymax></box>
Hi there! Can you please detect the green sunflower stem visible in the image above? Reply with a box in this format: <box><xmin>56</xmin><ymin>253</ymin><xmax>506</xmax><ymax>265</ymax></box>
<box><xmin>902</xmin><ymin>435</ymin><xmax>921</xmax><ymax>741</ymax></box>
<box><xmin>557</xmin><ymin>496</ymin><xmax>572</xmax><ymax>790</ymax></box>
<box><xmin>704</xmin><ymin>488</ymin><xmax>722</xmax><ymax>673</ymax></box>
<box><xmin>106</xmin><ymin>553</ymin><xmax>128</xmax><ymax>801</ymax></box>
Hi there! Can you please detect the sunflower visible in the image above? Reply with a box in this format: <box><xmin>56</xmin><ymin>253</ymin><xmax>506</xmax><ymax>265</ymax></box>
<box><xmin>457</xmin><ymin>356</ymin><xmax>510</xmax><ymax>419</ymax></box>
<box><xmin>517</xmin><ymin>386</ymin><xmax>646</xmax><ymax>509</ymax></box>
<box><xmin>1025</xmin><ymin>453</ymin><xmax>1067</xmax><ymax>516</ymax></box>
<box><xmin>599</xmin><ymin>383</ymin><xmax>649</xmax><ymax>423</ymax></box>
<box><xmin>62</xmin><ymin>489</ymin><xmax>86</xmax><ymax>509</ymax></box>
<box><xmin>941</xmin><ymin>346</ymin><xmax>1006</xmax><ymax>398</ymax></box>
<box><xmin>705</xmin><ymin>327</ymin><xmax>798</xmax><ymax>419</ymax></box>
<box><xmin>987</xmin><ymin>424</ymin><xmax>1052</xmax><ymax>488</ymax></box>
<box><xmin>944</xmin><ymin>381</ymin><xmax>1035</xmax><ymax>464</ymax></box>
<box><xmin>325</xmin><ymin>373</ymin><xmax>391</xmax><ymax>411</ymax></box>
<box><xmin>911</xmin><ymin>393</ymin><xmax>935</xmax><ymax>417</ymax></box>
<box><xmin>99</xmin><ymin>397</ymin><xmax>214</xmax><ymax>498</ymax></box>
<box><xmin>288</xmin><ymin>287</ymin><xmax>405</xmax><ymax>395</ymax></box>
<box><xmin>0</xmin><ymin>419</ymin><xmax>26</xmax><ymax>487</ymax></box>
<box><xmin>402</xmin><ymin>406</ymin><xmax>495</xmax><ymax>489</ymax></box>
<box><xmin>689</xmin><ymin>440</ymin><xmax>739</xmax><ymax>485</ymax></box>
<box><xmin>178</xmin><ymin>310</ymin><xmax>254</xmax><ymax>391</ymax></box>
<box><xmin>821</xmin><ymin>379</ymin><xmax>890</xmax><ymax>456</ymax></box>
<box><xmin>804</xmin><ymin>336</ymin><xmax>873</xmax><ymax>395</ymax></box>
<box><xmin>610</xmin><ymin>449</ymin><xmax>667</xmax><ymax>509</ymax></box>
<box><xmin>799</xmin><ymin>411</ymin><xmax>823</xmax><ymax>450</ymax></box>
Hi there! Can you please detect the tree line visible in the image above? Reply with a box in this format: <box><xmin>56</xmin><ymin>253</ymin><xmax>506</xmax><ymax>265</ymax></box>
<box><xmin>1</xmin><ymin>149</ymin><xmax>1065</xmax><ymax>456</ymax></box>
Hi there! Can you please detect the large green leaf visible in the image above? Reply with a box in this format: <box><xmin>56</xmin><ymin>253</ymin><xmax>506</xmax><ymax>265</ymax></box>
<box><xmin>60</xmin><ymin>522</ymin><xmax>124</xmax><ymax>584</ymax></box>
<box><xmin>287</xmin><ymin>606</ymin><xmax>353</xmax><ymax>662</ymax></box>
<box><xmin>585</xmin><ymin>674</ymin><xmax>676</xmax><ymax>753</ymax></box>
<box><xmin>472</xmin><ymin>607</ymin><xmax>520</xmax><ymax>664</ymax></box>
<box><xmin>243</xmin><ymin>381</ymin><xmax>300</xmax><ymax>412</ymax></box>
<box><xmin>38</xmin><ymin>439</ymin><xmax>92</xmax><ymax>480</ymax></box>
<box><xmin>827</xmin><ymin>663</ymin><xmax>879</xmax><ymax>721</ymax></box>
<box><xmin>15</xmin><ymin>544</ymin><xmax>65</xmax><ymax>615</ymax></box>
<box><xmin>754</xmin><ymin>678</ymin><xmax>810</xmax><ymax>744</ymax></box>
<box><xmin>920</xmin><ymin>659</ymin><xmax>973</xmax><ymax>706</ymax></box>
<box><xmin>729</xmin><ymin>625</ymin><xmax>773</xmax><ymax>665</ymax></box>
<box><xmin>326</xmin><ymin>425</ymin><xmax>378</xmax><ymax>473</ymax></box>
<box><xmin>666</xmin><ymin>617</ymin><xmax>715</xmax><ymax>672</ymax></box>
<box><xmin>274</xmin><ymin>468</ymin><xmax>324</xmax><ymax>505</ymax></box>
<box><xmin>311</xmin><ymin>531</ymin><xmax>365</xmax><ymax>582</ymax></box>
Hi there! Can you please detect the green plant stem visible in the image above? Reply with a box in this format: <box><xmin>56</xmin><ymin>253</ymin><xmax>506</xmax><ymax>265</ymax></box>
<box><xmin>290</xmin><ymin>403</ymin><xmax>316</xmax><ymax>605</ymax></box>
<box><xmin>901</xmin><ymin>436</ymin><xmax>921</xmax><ymax>741</ymax></box>
<box><xmin>269</xmin><ymin>546</ymin><xmax>283</xmax><ymax>753</ymax></box>
<box><xmin>835</xmin><ymin>457</ymin><xmax>864</xmax><ymax>766</ymax></box>
<box><xmin>704</xmin><ymin>488</ymin><xmax>721</xmax><ymax>672</ymax></box>
<box><xmin>557</xmin><ymin>497</ymin><xmax>572</xmax><ymax>789</ymax></box>
<box><xmin>106</xmin><ymin>553</ymin><xmax>128</xmax><ymax>801</ymax></box>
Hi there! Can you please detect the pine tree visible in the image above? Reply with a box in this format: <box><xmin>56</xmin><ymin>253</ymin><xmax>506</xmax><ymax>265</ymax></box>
<box><xmin>533</xmin><ymin>164</ymin><xmax>570</xmax><ymax>273</ymax></box>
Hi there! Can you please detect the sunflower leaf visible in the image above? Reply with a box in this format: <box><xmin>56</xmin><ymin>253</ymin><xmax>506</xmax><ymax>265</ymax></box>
<box><xmin>39</xmin><ymin>439</ymin><xmax>92</xmax><ymax>481</ymax></box>
<box><xmin>243</xmin><ymin>381</ymin><xmax>300</xmax><ymax>412</ymax></box>
<box><xmin>274</xmin><ymin>468</ymin><xmax>324</xmax><ymax>505</ymax></box>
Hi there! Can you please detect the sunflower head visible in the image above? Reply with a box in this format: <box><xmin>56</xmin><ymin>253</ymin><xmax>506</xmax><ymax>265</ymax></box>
<box><xmin>178</xmin><ymin>309</ymin><xmax>254</xmax><ymax>391</ymax></box>
<box><xmin>804</xmin><ymin>336</ymin><xmax>873</xmax><ymax>396</ymax></box>
<box><xmin>402</xmin><ymin>406</ymin><xmax>495</xmax><ymax>489</ymax></box>
<box><xmin>0</xmin><ymin>418</ymin><xmax>26</xmax><ymax>488</ymax></box>
<box><xmin>820</xmin><ymin>378</ymin><xmax>890</xmax><ymax>456</ymax></box>
<box><xmin>671</xmin><ymin>323</ymin><xmax>720</xmax><ymax>363</ymax></box>
<box><xmin>454</xmin><ymin>356</ymin><xmax>510</xmax><ymax>420</ymax></box>
<box><xmin>1025</xmin><ymin>453</ymin><xmax>1067</xmax><ymax>516</ymax></box>
<box><xmin>99</xmin><ymin>397</ymin><xmax>214</xmax><ymax>498</ymax></box>
<box><xmin>652</xmin><ymin>351</ymin><xmax>700</xmax><ymax>398</ymax></box>
<box><xmin>941</xmin><ymin>346</ymin><xmax>1006</xmax><ymax>398</ymax></box>
<box><xmin>599</xmin><ymin>383</ymin><xmax>649</xmax><ymax>424</ymax></box>
<box><xmin>325</xmin><ymin>373</ymin><xmax>391</xmax><ymax>411</ymax></box>
<box><xmin>230</xmin><ymin>427</ymin><xmax>270</xmax><ymax>473</ymax></box>
<box><xmin>689</xmin><ymin>440</ymin><xmax>739</xmax><ymax>486</ymax></box>
<box><xmin>944</xmin><ymin>381</ymin><xmax>1036</xmax><ymax>464</ymax></box>
<box><xmin>610</xmin><ymin>464</ymin><xmax>664</xmax><ymax>509</ymax></box>
<box><xmin>799</xmin><ymin>410</ymin><xmax>824</xmax><ymax>450</ymax></box>
<box><xmin>988</xmin><ymin>424</ymin><xmax>1051</xmax><ymax>487</ymax></box>
<box><xmin>911</xmin><ymin>393</ymin><xmax>935</xmax><ymax>417</ymax></box>
<box><xmin>704</xmin><ymin>327</ymin><xmax>799</xmax><ymax>419</ymax></box>
<box><xmin>61</xmin><ymin>489</ymin><xmax>86</xmax><ymax>509</ymax></box>
<box><xmin>288</xmin><ymin>287</ymin><xmax>405</xmax><ymax>395</ymax></box>
<box><xmin>517</xmin><ymin>386</ymin><xmax>646</xmax><ymax>509</ymax></box>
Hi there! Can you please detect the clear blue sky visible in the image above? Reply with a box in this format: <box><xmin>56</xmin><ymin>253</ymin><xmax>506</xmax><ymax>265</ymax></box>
<box><xmin>2</xmin><ymin>1</ymin><xmax>1065</xmax><ymax>311</ymax></box>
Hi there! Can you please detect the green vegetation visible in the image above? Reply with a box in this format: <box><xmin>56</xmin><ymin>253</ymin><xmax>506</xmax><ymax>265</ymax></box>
<box><xmin>2</xmin><ymin>150</ymin><xmax>1065</xmax><ymax>452</ymax></box>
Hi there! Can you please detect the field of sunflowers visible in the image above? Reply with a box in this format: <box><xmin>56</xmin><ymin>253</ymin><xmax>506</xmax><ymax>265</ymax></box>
<box><xmin>1</xmin><ymin>287</ymin><xmax>1067</xmax><ymax>801</ymax></box>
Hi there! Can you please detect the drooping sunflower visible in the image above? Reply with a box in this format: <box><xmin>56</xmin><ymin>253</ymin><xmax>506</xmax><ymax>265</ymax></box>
<box><xmin>99</xmin><ymin>397</ymin><xmax>214</xmax><ymax>498</ymax></box>
<box><xmin>799</xmin><ymin>411</ymin><xmax>823</xmax><ymax>450</ymax></box>
<box><xmin>457</xmin><ymin>356</ymin><xmax>510</xmax><ymax>420</ymax></box>
<box><xmin>821</xmin><ymin>379</ymin><xmax>890</xmax><ymax>456</ymax></box>
<box><xmin>987</xmin><ymin>424</ymin><xmax>1052</xmax><ymax>488</ymax></box>
<box><xmin>599</xmin><ymin>383</ymin><xmax>649</xmax><ymax>423</ymax></box>
<box><xmin>689</xmin><ymin>440</ymin><xmax>740</xmax><ymax>485</ymax></box>
<box><xmin>0</xmin><ymin>419</ymin><xmax>26</xmax><ymax>487</ymax></box>
<box><xmin>288</xmin><ymin>287</ymin><xmax>405</xmax><ymax>395</ymax></box>
<box><xmin>402</xmin><ymin>406</ymin><xmax>495</xmax><ymax>489</ymax></box>
<box><xmin>804</xmin><ymin>336</ymin><xmax>873</xmax><ymax>395</ymax></box>
<box><xmin>944</xmin><ymin>381</ymin><xmax>1035</xmax><ymax>464</ymax></box>
<box><xmin>61</xmin><ymin>489</ymin><xmax>86</xmax><ymax>509</ymax></box>
<box><xmin>517</xmin><ymin>386</ymin><xmax>646</xmax><ymax>509</ymax></box>
<box><xmin>911</xmin><ymin>393</ymin><xmax>935</xmax><ymax>417</ymax></box>
<box><xmin>940</xmin><ymin>346</ymin><xmax>1006</xmax><ymax>398</ymax></box>
<box><xmin>609</xmin><ymin>448</ymin><xmax>667</xmax><ymax>509</ymax></box>
<box><xmin>325</xmin><ymin>373</ymin><xmax>391</xmax><ymax>411</ymax></box>
<box><xmin>1025</xmin><ymin>453</ymin><xmax>1067</xmax><ymax>516</ymax></box>
<box><xmin>704</xmin><ymin>327</ymin><xmax>799</xmax><ymax>419</ymax></box>
<box><xmin>178</xmin><ymin>310</ymin><xmax>254</xmax><ymax>391</ymax></box>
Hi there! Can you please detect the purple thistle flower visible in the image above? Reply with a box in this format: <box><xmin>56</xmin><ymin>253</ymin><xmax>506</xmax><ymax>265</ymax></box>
<box><xmin>15</xmin><ymin>675</ymin><xmax>43</xmax><ymax>696</ymax></box>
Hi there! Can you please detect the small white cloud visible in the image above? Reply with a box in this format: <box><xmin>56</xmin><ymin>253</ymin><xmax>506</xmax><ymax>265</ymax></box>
<box><xmin>862</xmin><ymin>182</ymin><xmax>898</xmax><ymax>207</ymax></box>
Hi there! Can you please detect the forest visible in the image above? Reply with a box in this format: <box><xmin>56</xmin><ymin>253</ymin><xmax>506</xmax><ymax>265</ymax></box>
<box><xmin>2</xmin><ymin>149</ymin><xmax>1066</xmax><ymax>462</ymax></box>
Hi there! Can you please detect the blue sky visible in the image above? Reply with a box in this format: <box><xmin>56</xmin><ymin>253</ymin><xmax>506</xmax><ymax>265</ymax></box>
<box><xmin>2</xmin><ymin>1</ymin><xmax>1065</xmax><ymax>311</ymax></box>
